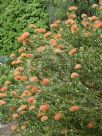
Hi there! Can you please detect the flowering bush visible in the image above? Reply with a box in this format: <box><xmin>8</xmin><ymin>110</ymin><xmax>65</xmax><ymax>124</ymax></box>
<box><xmin>0</xmin><ymin>2</ymin><xmax>102</xmax><ymax>136</ymax></box>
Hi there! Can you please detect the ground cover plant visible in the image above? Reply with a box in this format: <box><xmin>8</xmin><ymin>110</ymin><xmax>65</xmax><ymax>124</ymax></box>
<box><xmin>0</xmin><ymin>2</ymin><xmax>102</xmax><ymax>136</ymax></box>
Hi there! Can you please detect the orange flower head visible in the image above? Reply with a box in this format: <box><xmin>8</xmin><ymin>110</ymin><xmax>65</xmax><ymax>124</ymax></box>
<box><xmin>29</xmin><ymin>76</ymin><xmax>38</xmax><ymax>82</ymax></box>
<box><xmin>53</xmin><ymin>112</ymin><xmax>62</xmax><ymax>121</ymax></box>
<box><xmin>69</xmin><ymin>106</ymin><xmax>80</xmax><ymax>112</ymax></box>
<box><xmin>68</xmin><ymin>6</ymin><xmax>77</xmax><ymax>11</ymax></box>
<box><xmin>50</xmin><ymin>23</ymin><xmax>58</xmax><ymax>28</ymax></box>
<box><xmin>71</xmin><ymin>72</ymin><xmax>80</xmax><ymax>78</ymax></box>
<box><xmin>17</xmin><ymin>32</ymin><xmax>29</xmax><ymax>43</ymax></box>
<box><xmin>54</xmin><ymin>33</ymin><xmax>61</xmax><ymax>39</ymax></box>
<box><xmin>37</xmin><ymin>113</ymin><xmax>45</xmax><ymax>118</ymax></box>
<box><xmin>27</xmin><ymin>97</ymin><xmax>35</xmax><ymax>103</ymax></box>
<box><xmin>71</xmin><ymin>24</ymin><xmax>78</xmax><ymax>33</ymax></box>
<box><xmin>74</xmin><ymin>64</ymin><xmax>82</xmax><ymax>70</ymax></box>
<box><xmin>32</xmin><ymin>86</ymin><xmax>39</xmax><ymax>93</ymax></box>
<box><xmin>39</xmin><ymin>104</ymin><xmax>49</xmax><ymax>112</ymax></box>
<box><xmin>11</xmin><ymin>125</ymin><xmax>17</xmax><ymax>131</ymax></box>
<box><xmin>70</xmin><ymin>14</ymin><xmax>77</xmax><ymax>19</ymax></box>
<box><xmin>54</xmin><ymin>20</ymin><xmax>61</xmax><ymax>25</ymax></box>
<box><xmin>20</xmin><ymin>76</ymin><xmax>27</xmax><ymax>82</ymax></box>
<box><xmin>26</xmin><ymin>54</ymin><xmax>33</xmax><ymax>58</ymax></box>
<box><xmin>37</xmin><ymin>46</ymin><xmax>45</xmax><ymax>53</ymax></box>
<box><xmin>50</xmin><ymin>39</ymin><xmax>57</xmax><ymax>47</ymax></box>
<box><xmin>0</xmin><ymin>87</ymin><xmax>8</xmax><ymax>92</ymax></box>
<box><xmin>68</xmin><ymin>48</ymin><xmax>77</xmax><ymax>55</ymax></box>
<box><xmin>87</xmin><ymin>121</ymin><xmax>94</xmax><ymax>129</ymax></box>
<box><xmin>29</xmin><ymin>106</ymin><xmax>35</xmax><ymax>111</ymax></box>
<box><xmin>65</xmin><ymin>19</ymin><xmax>74</xmax><ymax>25</ymax></box>
<box><xmin>35</xmin><ymin>28</ymin><xmax>46</xmax><ymax>33</ymax></box>
<box><xmin>41</xmin><ymin>116</ymin><xmax>48</xmax><ymax>122</ymax></box>
<box><xmin>42</xmin><ymin>78</ymin><xmax>49</xmax><ymax>86</ymax></box>
<box><xmin>0</xmin><ymin>93</ymin><xmax>7</xmax><ymax>98</ymax></box>
<box><xmin>17</xmin><ymin>105</ymin><xmax>27</xmax><ymax>112</ymax></box>
<box><xmin>21</xmin><ymin>90</ymin><xmax>31</xmax><ymax>98</ymax></box>
<box><xmin>44</xmin><ymin>31</ymin><xmax>51</xmax><ymax>38</ymax></box>
<box><xmin>0</xmin><ymin>100</ymin><xmax>6</xmax><ymax>106</ymax></box>
<box><xmin>18</xmin><ymin>48</ymin><xmax>24</xmax><ymax>54</ymax></box>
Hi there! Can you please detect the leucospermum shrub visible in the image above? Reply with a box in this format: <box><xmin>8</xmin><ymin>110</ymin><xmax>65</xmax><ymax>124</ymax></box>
<box><xmin>0</xmin><ymin>3</ymin><xmax>102</xmax><ymax>136</ymax></box>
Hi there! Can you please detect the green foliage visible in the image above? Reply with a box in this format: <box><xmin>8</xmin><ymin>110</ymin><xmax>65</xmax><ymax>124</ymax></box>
<box><xmin>0</xmin><ymin>0</ymin><xmax>48</xmax><ymax>55</ymax></box>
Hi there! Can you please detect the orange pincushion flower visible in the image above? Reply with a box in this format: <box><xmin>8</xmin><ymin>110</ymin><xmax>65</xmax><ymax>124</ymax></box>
<box><xmin>39</xmin><ymin>104</ymin><xmax>49</xmax><ymax>112</ymax></box>
<box><xmin>11</xmin><ymin>61</ymin><xmax>17</xmax><ymax>65</ymax></box>
<box><xmin>87</xmin><ymin>121</ymin><xmax>94</xmax><ymax>129</ymax></box>
<box><xmin>17</xmin><ymin>32</ymin><xmax>29</xmax><ymax>43</ymax></box>
<box><xmin>29</xmin><ymin>106</ymin><xmax>35</xmax><ymax>111</ymax></box>
<box><xmin>53</xmin><ymin>112</ymin><xmax>62</xmax><ymax>121</ymax></box>
<box><xmin>32</xmin><ymin>86</ymin><xmax>39</xmax><ymax>93</ymax></box>
<box><xmin>12</xmin><ymin>113</ymin><xmax>19</xmax><ymax>120</ymax></box>
<box><xmin>44</xmin><ymin>31</ymin><xmax>51</xmax><ymax>38</ymax></box>
<box><xmin>16</xmin><ymin>67</ymin><xmax>24</xmax><ymax>72</ymax></box>
<box><xmin>54</xmin><ymin>20</ymin><xmax>61</xmax><ymax>25</ymax></box>
<box><xmin>26</xmin><ymin>85</ymin><xmax>32</xmax><ymax>90</ymax></box>
<box><xmin>71</xmin><ymin>24</ymin><xmax>78</xmax><ymax>33</ymax></box>
<box><xmin>41</xmin><ymin>116</ymin><xmax>48</xmax><ymax>122</ymax></box>
<box><xmin>50</xmin><ymin>39</ymin><xmax>57</xmax><ymax>47</ymax></box>
<box><xmin>18</xmin><ymin>48</ymin><xmax>24</xmax><ymax>54</ymax></box>
<box><xmin>37</xmin><ymin>113</ymin><xmax>45</xmax><ymax>118</ymax></box>
<box><xmin>57</xmin><ymin>45</ymin><xmax>64</xmax><ymax>49</ymax></box>
<box><xmin>0</xmin><ymin>87</ymin><xmax>7</xmax><ymax>92</ymax></box>
<box><xmin>20</xmin><ymin>76</ymin><xmax>27</xmax><ymax>82</ymax></box>
<box><xmin>71</xmin><ymin>72</ymin><xmax>80</xmax><ymax>78</ymax></box>
<box><xmin>65</xmin><ymin>19</ymin><xmax>74</xmax><ymax>25</ymax></box>
<box><xmin>14</xmin><ymin>75</ymin><xmax>21</xmax><ymax>81</ymax></box>
<box><xmin>26</xmin><ymin>54</ymin><xmax>33</xmax><ymax>58</ymax></box>
<box><xmin>21</xmin><ymin>90</ymin><xmax>31</xmax><ymax>98</ymax></box>
<box><xmin>70</xmin><ymin>14</ymin><xmax>77</xmax><ymax>19</ymax></box>
<box><xmin>68</xmin><ymin>6</ymin><xmax>77</xmax><ymax>11</ymax></box>
<box><xmin>17</xmin><ymin>105</ymin><xmax>27</xmax><ymax>112</ymax></box>
<box><xmin>54</xmin><ymin>33</ymin><xmax>61</xmax><ymax>39</ymax></box>
<box><xmin>68</xmin><ymin>48</ymin><xmax>77</xmax><ymax>55</ymax></box>
<box><xmin>11</xmin><ymin>125</ymin><xmax>17</xmax><ymax>131</ymax></box>
<box><xmin>74</xmin><ymin>64</ymin><xmax>82</xmax><ymax>70</ymax></box>
<box><xmin>29</xmin><ymin>76</ymin><xmax>38</xmax><ymax>82</ymax></box>
<box><xmin>69</xmin><ymin>106</ymin><xmax>80</xmax><ymax>112</ymax></box>
<box><xmin>0</xmin><ymin>93</ymin><xmax>7</xmax><ymax>98</ymax></box>
<box><xmin>37</xmin><ymin>46</ymin><xmax>45</xmax><ymax>53</ymax></box>
<box><xmin>89</xmin><ymin>16</ymin><xmax>98</xmax><ymax>21</ymax></box>
<box><xmin>27</xmin><ymin>97</ymin><xmax>35</xmax><ymax>103</ymax></box>
<box><xmin>0</xmin><ymin>100</ymin><xmax>6</xmax><ymax>106</ymax></box>
<box><xmin>42</xmin><ymin>78</ymin><xmax>49</xmax><ymax>86</ymax></box>
<box><xmin>94</xmin><ymin>21</ymin><xmax>102</xmax><ymax>29</ymax></box>
<box><xmin>50</xmin><ymin>23</ymin><xmax>58</xmax><ymax>28</ymax></box>
<box><xmin>35</xmin><ymin>28</ymin><xmax>46</xmax><ymax>33</ymax></box>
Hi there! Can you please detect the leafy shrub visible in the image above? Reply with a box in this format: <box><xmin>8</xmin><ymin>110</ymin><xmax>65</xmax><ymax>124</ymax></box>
<box><xmin>0</xmin><ymin>0</ymin><xmax>48</xmax><ymax>55</ymax></box>
<box><xmin>0</xmin><ymin>3</ymin><xmax>102</xmax><ymax>136</ymax></box>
